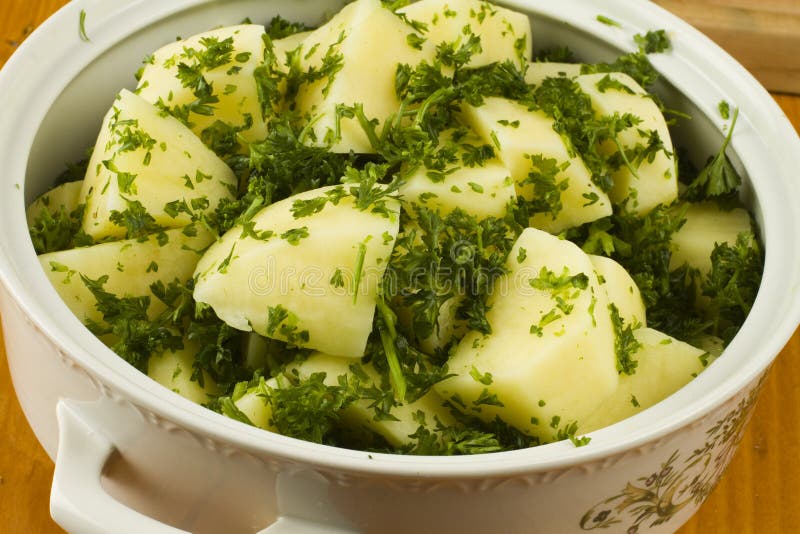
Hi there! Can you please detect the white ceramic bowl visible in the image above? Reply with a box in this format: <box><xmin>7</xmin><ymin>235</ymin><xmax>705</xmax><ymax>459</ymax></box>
<box><xmin>2</xmin><ymin>1</ymin><xmax>799</xmax><ymax>533</ymax></box>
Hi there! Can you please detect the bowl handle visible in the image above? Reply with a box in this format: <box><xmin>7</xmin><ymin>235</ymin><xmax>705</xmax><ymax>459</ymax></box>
<box><xmin>50</xmin><ymin>399</ymin><xmax>189</xmax><ymax>534</ymax></box>
<box><xmin>50</xmin><ymin>398</ymin><xmax>357</xmax><ymax>533</ymax></box>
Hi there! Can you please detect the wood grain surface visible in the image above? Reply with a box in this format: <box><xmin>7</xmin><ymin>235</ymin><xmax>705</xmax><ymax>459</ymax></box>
<box><xmin>652</xmin><ymin>0</ymin><xmax>800</xmax><ymax>94</ymax></box>
<box><xmin>0</xmin><ymin>1</ymin><xmax>798</xmax><ymax>533</ymax></box>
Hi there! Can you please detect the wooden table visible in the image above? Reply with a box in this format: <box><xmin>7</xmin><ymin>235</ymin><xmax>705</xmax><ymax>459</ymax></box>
<box><xmin>1</xmin><ymin>1</ymin><xmax>798</xmax><ymax>532</ymax></box>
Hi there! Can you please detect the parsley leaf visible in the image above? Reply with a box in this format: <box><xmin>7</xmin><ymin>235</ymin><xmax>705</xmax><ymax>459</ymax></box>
<box><xmin>683</xmin><ymin>107</ymin><xmax>742</xmax><ymax>201</ymax></box>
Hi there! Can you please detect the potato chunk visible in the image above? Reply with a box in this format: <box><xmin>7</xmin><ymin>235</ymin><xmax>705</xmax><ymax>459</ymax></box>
<box><xmin>398</xmin><ymin>0</ymin><xmax>532</xmax><ymax>69</ymax></box>
<box><xmin>293</xmin><ymin>0</ymin><xmax>432</xmax><ymax>153</ymax></box>
<box><xmin>232</xmin><ymin>352</ymin><xmax>455</xmax><ymax>448</ymax></box>
<box><xmin>193</xmin><ymin>185</ymin><xmax>400</xmax><ymax>358</ymax></box>
<box><xmin>580</xmin><ymin>328</ymin><xmax>707</xmax><ymax>432</ymax></box>
<box><xmin>524</xmin><ymin>62</ymin><xmax>582</xmax><ymax>86</ymax></box>
<box><xmin>460</xmin><ymin>97</ymin><xmax>611</xmax><ymax>233</ymax></box>
<box><xmin>79</xmin><ymin>89</ymin><xmax>236</xmax><ymax>240</ymax></box>
<box><xmin>136</xmin><ymin>24</ymin><xmax>268</xmax><ymax>147</ymax></box>
<box><xmin>435</xmin><ymin>227</ymin><xmax>618</xmax><ymax>442</ymax></box>
<box><xmin>39</xmin><ymin>224</ymin><xmax>215</xmax><ymax>325</ymax></box>
<box><xmin>288</xmin><ymin>353</ymin><xmax>455</xmax><ymax>447</ymax></box>
<box><xmin>399</xmin><ymin>130</ymin><xmax>516</xmax><ymax>220</ymax></box>
<box><xmin>589</xmin><ymin>255</ymin><xmax>646</xmax><ymax>328</ymax></box>
<box><xmin>575</xmin><ymin>72</ymin><xmax>677</xmax><ymax>214</ymax></box>
<box><xmin>669</xmin><ymin>201</ymin><xmax>753</xmax><ymax>275</ymax></box>
<box><xmin>26</xmin><ymin>181</ymin><xmax>83</xmax><ymax>226</ymax></box>
<box><xmin>148</xmin><ymin>342</ymin><xmax>219</xmax><ymax>404</ymax></box>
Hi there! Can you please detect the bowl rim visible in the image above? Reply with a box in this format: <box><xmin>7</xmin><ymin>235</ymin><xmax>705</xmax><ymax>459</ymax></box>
<box><xmin>1</xmin><ymin>0</ymin><xmax>799</xmax><ymax>478</ymax></box>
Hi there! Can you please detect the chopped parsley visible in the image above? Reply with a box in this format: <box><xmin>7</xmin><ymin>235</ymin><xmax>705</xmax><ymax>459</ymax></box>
<box><xmin>683</xmin><ymin>107</ymin><xmax>742</xmax><ymax>201</ymax></box>
<box><xmin>78</xmin><ymin>9</ymin><xmax>90</xmax><ymax>42</ymax></box>
<box><xmin>596</xmin><ymin>15</ymin><xmax>621</xmax><ymax>28</ymax></box>
<box><xmin>29</xmin><ymin>202</ymin><xmax>89</xmax><ymax>254</ymax></box>
<box><xmin>609</xmin><ymin>304</ymin><xmax>640</xmax><ymax>375</ymax></box>
<box><xmin>280</xmin><ymin>226</ymin><xmax>309</xmax><ymax>245</ymax></box>
<box><xmin>634</xmin><ymin>29</ymin><xmax>671</xmax><ymax>54</ymax></box>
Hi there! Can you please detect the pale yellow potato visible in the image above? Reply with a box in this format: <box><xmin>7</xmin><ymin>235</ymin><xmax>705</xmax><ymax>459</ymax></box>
<box><xmin>79</xmin><ymin>89</ymin><xmax>236</xmax><ymax>241</ymax></box>
<box><xmin>589</xmin><ymin>255</ymin><xmax>646</xmax><ymax>328</ymax></box>
<box><xmin>148</xmin><ymin>341</ymin><xmax>219</xmax><ymax>404</ymax></box>
<box><xmin>418</xmin><ymin>295</ymin><xmax>468</xmax><ymax>355</ymax></box>
<box><xmin>580</xmin><ymin>327</ymin><xmax>707</xmax><ymax>432</ymax></box>
<box><xmin>435</xmin><ymin>227</ymin><xmax>618</xmax><ymax>443</ymax></box>
<box><xmin>272</xmin><ymin>31</ymin><xmax>311</xmax><ymax>72</ymax></box>
<box><xmin>293</xmin><ymin>0</ymin><xmax>433</xmax><ymax>153</ymax></box>
<box><xmin>399</xmin><ymin>130</ymin><xmax>516</xmax><ymax>220</ymax></box>
<box><xmin>398</xmin><ymin>0</ymin><xmax>532</xmax><ymax>69</ymax></box>
<box><xmin>136</xmin><ymin>24</ymin><xmax>268</xmax><ymax>145</ymax></box>
<box><xmin>460</xmin><ymin>97</ymin><xmax>611</xmax><ymax>233</ymax></box>
<box><xmin>575</xmin><ymin>72</ymin><xmax>677</xmax><ymax>214</ymax></box>
<box><xmin>232</xmin><ymin>352</ymin><xmax>456</xmax><ymax>446</ymax></box>
<box><xmin>669</xmin><ymin>201</ymin><xmax>753</xmax><ymax>275</ymax></box>
<box><xmin>26</xmin><ymin>180</ymin><xmax>84</xmax><ymax>226</ymax></box>
<box><xmin>285</xmin><ymin>352</ymin><xmax>456</xmax><ymax>447</ymax></box>
<box><xmin>193</xmin><ymin>185</ymin><xmax>400</xmax><ymax>358</ymax></box>
<box><xmin>39</xmin><ymin>224</ymin><xmax>215</xmax><ymax>325</ymax></box>
<box><xmin>524</xmin><ymin>62</ymin><xmax>582</xmax><ymax>86</ymax></box>
<box><xmin>234</xmin><ymin>380</ymin><xmax>275</xmax><ymax>430</ymax></box>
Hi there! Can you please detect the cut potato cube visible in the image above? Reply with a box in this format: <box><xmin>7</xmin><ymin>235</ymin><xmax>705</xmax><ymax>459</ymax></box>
<box><xmin>234</xmin><ymin>379</ymin><xmax>275</xmax><ymax>430</ymax></box>
<box><xmin>193</xmin><ymin>185</ymin><xmax>400</xmax><ymax>358</ymax></box>
<box><xmin>399</xmin><ymin>130</ymin><xmax>516</xmax><ymax>219</ymax></box>
<box><xmin>293</xmin><ymin>0</ymin><xmax>433</xmax><ymax>153</ymax></box>
<box><xmin>26</xmin><ymin>180</ymin><xmax>84</xmax><ymax>226</ymax></box>
<box><xmin>231</xmin><ymin>352</ymin><xmax>456</xmax><ymax>447</ymax></box>
<box><xmin>418</xmin><ymin>295</ymin><xmax>468</xmax><ymax>355</ymax></box>
<box><xmin>136</xmin><ymin>24</ymin><xmax>268</xmax><ymax>146</ymax></box>
<box><xmin>460</xmin><ymin>97</ymin><xmax>611</xmax><ymax>232</ymax></box>
<box><xmin>575</xmin><ymin>72</ymin><xmax>677</xmax><ymax>214</ymax></box>
<box><xmin>148</xmin><ymin>342</ymin><xmax>219</xmax><ymax>404</ymax></box>
<box><xmin>589</xmin><ymin>255</ymin><xmax>646</xmax><ymax>327</ymax></box>
<box><xmin>435</xmin><ymin>227</ymin><xmax>618</xmax><ymax>442</ymax></box>
<box><xmin>286</xmin><ymin>353</ymin><xmax>455</xmax><ymax>447</ymax></box>
<box><xmin>398</xmin><ymin>0</ymin><xmax>532</xmax><ymax>69</ymax></box>
<box><xmin>669</xmin><ymin>201</ymin><xmax>753</xmax><ymax>275</ymax></box>
<box><xmin>39</xmin><ymin>224</ymin><xmax>215</xmax><ymax>325</ymax></box>
<box><xmin>272</xmin><ymin>31</ymin><xmax>311</xmax><ymax>65</ymax></box>
<box><xmin>524</xmin><ymin>62</ymin><xmax>582</xmax><ymax>86</ymax></box>
<box><xmin>79</xmin><ymin>89</ymin><xmax>237</xmax><ymax>241</ymax></box>
<box><xmin>580</xmin><ymin>327</ymin><xmax>707</xmax><ymax>432</ymax></box>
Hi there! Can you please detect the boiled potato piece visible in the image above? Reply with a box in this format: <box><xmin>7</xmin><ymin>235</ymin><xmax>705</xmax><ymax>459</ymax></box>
<box><xmin>399</xmin><ymin>130</ymin><xmax>516</xmax><ymax>220</ymax></box>
<box><xmin>589</xmin><ymin>255</ymin><xmax>646</xmax><ymax>327</ymax></box>
<box><xmin>26</xmin><ymin>180</ymin><xmax>84</xmax><ymax>226</ymax></box>
<box><xmin>193</xmin><ymin>185</ymin><xmax>400</xmax><ymax>358</ymax></box>
<box><xmin>286</xmin><ymin>352</ymin><xmax>456</xmax><ymax>447</ymax></box>
<box><xmin>524</xmin><ymin>62</ymin><xmax>582</xmax><ymax>86</ymax></box>
<box><xmin>233</xmin><ymin>379</ymin><xmax>275</xmax><ymax>430</ymax></box>
<box><xmin>460</xmin><ymin>97</ymin><xmax>611</xmax><ymax>233</ymax></box>
<box><xmin>79</xmin><ymin>89</ymin><xmax>236</xmax><ymax>241</ymax></box>
<box><xmin>580</xmin><ymin>328</ymin><xmax>707</xmax><ymax>432</ymax></box>
<box><xmin>398</xmin><ymin>0</ymin><xmax>532</xmax><ymax>69</ymax></box>
<box><xmin>435</xmin><ymin>227</ymin><xmax>618</xmax><ymax>442</ymax></box>
<box><xmin>695</xmin><ymin>334</ymin><xmax>725</xmax><ymax>359</ymax></box>
<box><xmin>148</xmin><ymin>342</ymin><xmax>219</xmax><ymax>404</ymax></box>
<box><xmin>418</xmin><ymin>295</ymin><xmax>468</xmax><ymax>355</ymax></box>
<box><xmin>669</xmin><ymin>201</ymin><xmax>753</xmax><ymax>275</ymax></box>
<box><xmin>575</xmin><ymin>72</ymin><xmax>677</xmax><ymax>214</ymax></box>
<box><xmin>293</xmin><ymin>0</ymin><xmax>432</xmax><ymax>153</ymax></box>
<box><xmin>39</xmin><ymin>224</ymin><xmax>214</xmax><ymax>325</ymax></box>
<box><xmin>136</xmin><ymin>24</ymin><xmax>268</xmax><ymax>146</ymax></box>
<box><xmin>273</xmin><ymin>31</ymin><xmax>311</xmax><ymax>64</ymax></box>
<box><xmin>232</xmin><ymin>352</ymin><xmax>455</xmax><ymax>447</ymax></box>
